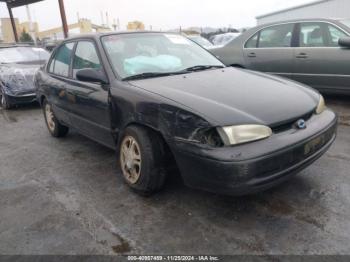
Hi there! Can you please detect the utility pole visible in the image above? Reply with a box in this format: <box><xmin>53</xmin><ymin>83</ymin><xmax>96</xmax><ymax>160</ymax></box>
<box><xmin>58</xmin><ymin>0</ymin><xmax>68</xmax><ymax>38</ymax></box>
<box><xmin>6</xmin><ymin>3</ymin><xmax>18</xmax><ymax>42</ymax></box>
<box><xmin>112</xmin><ymin>19</ymin><xmax>117</xmax><ymax>31</ymax></box>
<box><xmin>106</xmin><ymin>12</ymin><xmax>110</xmax><ymax>28</ymax></box>
<box><xmin>25</xmin><ymin>5</ymin><xmax>37</xmax><ymax>45</ymax></box>
<box><xmin>100</xmin><ymin>11</ymin><xmax>105</xmax><ymax>26</ymax></box>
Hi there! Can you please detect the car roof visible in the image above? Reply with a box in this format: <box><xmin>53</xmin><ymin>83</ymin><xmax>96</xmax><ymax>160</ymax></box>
<box><xmin>63</xmin><ymin>31</ymin><xmax>172</xmax><ymax>42</ymax></box>
<box><xmin>256</xmin><ymin>18</ymin><xmax>346</xmax><ymax>28</ymax></box>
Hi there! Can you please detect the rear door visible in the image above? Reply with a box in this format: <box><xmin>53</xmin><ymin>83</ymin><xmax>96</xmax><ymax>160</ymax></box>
<box><xmin>47</xmin><ymin>42</ymin><xmax>76</xmax><ymax>125</ymax></box>
<box><xmin>243</xmin><ymin>23</ymin><xmax>296</xmax><ymax>79</ymax></box>
<box><xmin>65</xmin><ymin>40</ymin><xmax>114</xmax><ymax>148</ymax></box>
<box><xmin>293</xmin><ymin>22</ymin><xmax>350</xmax><ymax>92</ymax></box>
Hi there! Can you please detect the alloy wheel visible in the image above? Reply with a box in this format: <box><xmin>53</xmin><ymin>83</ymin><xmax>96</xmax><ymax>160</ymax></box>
<box><xmin>120</xmin><ymin>136</ymin><xmax>142</xmax><ymax>184</ymax></box>
<box><xmin>45</xmin><ymin>103</ymin><xmax>56</xmax><ymax>132</ymax></box>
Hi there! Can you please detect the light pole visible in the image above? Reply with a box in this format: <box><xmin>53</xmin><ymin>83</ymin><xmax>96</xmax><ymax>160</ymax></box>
<box><xmin>25</xmin><ymin>5</ymin><xmax>37</xmax><ymax>45</ymax></box>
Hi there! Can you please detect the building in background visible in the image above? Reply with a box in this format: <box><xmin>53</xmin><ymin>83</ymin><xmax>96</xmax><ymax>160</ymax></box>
<box><xmin>256</xmin><ymin>0</ymin><xmax>350</xmax><ymax>25</ymax></box>
<box><xmin>1</xmin><ymin>17</ymin><xmax>111</xmax><ymax>43</ymax></box>
<box><xmin>127</xmin><ymin>21</ymin><xmax>145</xmax><ymax>31</ymax></box>
<box><xmin>18</xmin><ymin>21</ymin><xmax>39</xmax><ymax>39</ymax></box>
<box><xmin>1</xmin><ymin>18</ymin><xmax>40</xmax><ymax>43</ymax></box>
<box><xmin>1</xmin><ymin>18</ymin><xmax>20</xmax><ymax>43</ymax></box>
<box><xmin>38</xmin><ymin>19</ymin><xmax>111</xmax><ymax>41</ymax></box>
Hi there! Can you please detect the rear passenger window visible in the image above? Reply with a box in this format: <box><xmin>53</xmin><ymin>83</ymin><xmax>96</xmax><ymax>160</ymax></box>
<box><xmin>73</xmin><ymin>41</ymin><xmax>101</xmax><ymax>79</ymax></box>
<box><xmin>245</xmin><ymin>34</ymin><xmax>258</xmax><ymax>48</ymax></box>
<box><xmin>258</xmin><ymin>24</ymin><xmax>294</xmax><ymax>48</ymax></box>
<box><xmin>49</xmin><ymin>42</ymin><xmax>75</xmax><ymax>77</ymax></box>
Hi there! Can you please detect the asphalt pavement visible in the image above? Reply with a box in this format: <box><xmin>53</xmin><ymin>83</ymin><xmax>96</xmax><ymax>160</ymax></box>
<box><xmin>0</xmin><ymin>95</ymin><xmax>349</xmax><ymax>255</ymax></box>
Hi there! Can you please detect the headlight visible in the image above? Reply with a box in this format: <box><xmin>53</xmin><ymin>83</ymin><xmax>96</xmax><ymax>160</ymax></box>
<box><xmin>217</xmin><ymin>125</ymin><xmax>272</xmax><ymax>146</ymax></box>
<box><xmin>315</xmin><ymin>95</ymin><xmax>326</xmax><ymax>114</ymax></box>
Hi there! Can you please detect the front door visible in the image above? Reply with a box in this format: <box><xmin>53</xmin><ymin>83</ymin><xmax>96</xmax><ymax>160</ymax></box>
<box><xmin>293</xmin><ymin>22</ymin><xmax>350</xmax><ymax>93</ymax></box>
<box><xmin>66</xmin><ymin>40</ymin><xmax>114</xmax><ymax>148</ymax></box>
<box><xmin>243</xmin><ymin>23</ymin><xmax>296</xmax><ymax>79</ymax></box>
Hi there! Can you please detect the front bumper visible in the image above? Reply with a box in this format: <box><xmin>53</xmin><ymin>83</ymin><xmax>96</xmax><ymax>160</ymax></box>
<box><xmin>171</xmin><ymin>109</ymin><xmax>337</xmax><ymax>195</ymax></box>
<box><xmin>6</xmin><ymin>92</ymin><xmax>37</xmax><ymax>105</ymax></box>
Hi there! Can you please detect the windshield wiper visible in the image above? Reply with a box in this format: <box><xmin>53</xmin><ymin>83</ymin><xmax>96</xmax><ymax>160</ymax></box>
<box><xmin>182</xmin><ymin>65</ymin><xmax>225</xmax><ymax>72</ymax></box>
<box><xmin>122</xmin><ymin>71</ymin><xmax>186</xmax><ymax>81</ymax></box>
<box><xmin>122</xmin><ymin>65</ymin><xmax>225</xmax><ymax>81</ymax></box>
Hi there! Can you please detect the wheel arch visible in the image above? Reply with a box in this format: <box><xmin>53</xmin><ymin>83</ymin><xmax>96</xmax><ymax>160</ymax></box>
<box><xmin>117</xmin><ymin>121</ymin><xmax>167</xmax><ymax>150</ymax></box>
<box><xmin>117</xmin><ymin>121</ymin><xmax>178</xmax><ymax>169</ymax></box>
<box><xmin>40</xmin><ymin>95</ymin><xmax>46</xmax><ymax>105</ymax></box>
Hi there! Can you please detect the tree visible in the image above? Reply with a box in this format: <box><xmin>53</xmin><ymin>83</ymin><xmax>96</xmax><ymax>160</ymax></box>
<box><xmin>20</xmin><ymin>29</ymin><xmax>33</xmax><ymax>43</ymax></box>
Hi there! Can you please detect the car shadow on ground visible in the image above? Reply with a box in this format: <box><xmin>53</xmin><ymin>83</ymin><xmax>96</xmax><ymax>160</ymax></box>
<box><xmin>325</xmin><ymin>95</ymin><xmax>350</xmax><ymax>127</ymax></box>
<box><xmin>0</xmin><ymin>102</ymin><xmax>40</xmax><ymax>122</ymax></box>
<box><xmin>57</xmin><ymin>131</ymin><xmax>330</xmax><ymax>254</ymax></box>
<box><xmin>64</xmin><ymin>129</ymin><xmax>327</xmax><ymax>227</ymax></box>
<box><xmin>72</xmin><ymin>131</ymin><xmax>335</xmax><ymax>254</ymax></box>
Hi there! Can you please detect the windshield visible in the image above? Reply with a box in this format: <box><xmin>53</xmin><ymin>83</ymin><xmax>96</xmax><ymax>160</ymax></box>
<box><xmin>189</xmin><ymin>36</ymin><xmax>213</xmax><ymax>47</ymax></box>
<box><xmin>102</xmin><ymin>33</ymin><xmax>223</xmax><ymax>79</ymax></box>
<box><xmin>340</xmin><ymin>19</ymin><xmax>350</xmax><ymax>28</ymax></box>
<box><xmin>0</xmin><ymin>47</ymin><xmax>50</xmax><ymax>64</ymax></box>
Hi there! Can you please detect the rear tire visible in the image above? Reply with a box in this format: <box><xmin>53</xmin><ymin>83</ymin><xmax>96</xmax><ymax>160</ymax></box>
<box><xmin>43</xmin><ymin>99</ymin><xmax>69</xmax><ymax>137</ymax></box>
<box><xmin>119</xmin><ymin>125</ymin><xmax>167</xmax><ymax>195</ymax></box>
<box><xmin>0</xmin><ymin>88</ymin><xmax>11</xmax><ymax>110</ymax></box>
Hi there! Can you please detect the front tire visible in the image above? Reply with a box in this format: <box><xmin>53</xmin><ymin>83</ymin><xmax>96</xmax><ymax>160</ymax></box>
<box><xmin>43</xmin><ymin>99</ymin><xmax>69</xmax><ymax>137</ymax></box>
<box><xmin>119</xmin><ymin>126</ymin><xmax>167</xmax><ymax>195</ymax></box>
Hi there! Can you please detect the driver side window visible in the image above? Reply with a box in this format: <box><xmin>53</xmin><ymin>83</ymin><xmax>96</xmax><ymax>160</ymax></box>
<box><xmin>245</xmin><ymin>23</ymin><xmax>294</xmax><ymax>48</ymax></box>
<box><xmin>299</xmin><ymin>22</ymin><xmax>348</xmax><ymax>47</ymax></box>
<box><xmin>72</xmin><ymin>41</ymin><xmax>101</xmax><ymax>79</ymax></box>
<box><xmin>327</xmin><ymin>24</ymin><xmax>348</xmax><ymax>47</ymax></box>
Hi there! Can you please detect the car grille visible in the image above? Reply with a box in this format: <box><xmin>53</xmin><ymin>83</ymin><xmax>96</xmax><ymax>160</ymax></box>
<box><xmin>272</xmin><ymin>111</ymin><xmax>314</xmax><ymax>133</ymax></box>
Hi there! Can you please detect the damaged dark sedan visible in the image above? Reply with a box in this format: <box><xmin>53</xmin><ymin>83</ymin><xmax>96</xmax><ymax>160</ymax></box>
<box><xmin>35</xmin><ymin>32</ymin><xmax>337</xmax><ymax>196</ymax></box>
<box><xmin>0</xmin><ymin>45</ymin><xmax>50</xmax><ymax>109</ymax></box>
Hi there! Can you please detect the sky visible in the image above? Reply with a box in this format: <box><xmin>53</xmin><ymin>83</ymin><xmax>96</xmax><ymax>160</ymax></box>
<box><xmin>0</xmin><ymin>0</ymin><xmax>313</xmax><ymax>31</ymax></box>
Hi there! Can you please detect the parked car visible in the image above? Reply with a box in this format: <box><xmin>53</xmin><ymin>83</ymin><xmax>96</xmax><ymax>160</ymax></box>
<box><xmin>210</xmin><ymin>18</ymin><xmax>350</xmax><ymax>94</ymax></box>
<box><xmin>187</xmin><ymin>35</ymin><xmax>214</xmax><ymax>49</ymax></box>
<box><xmin>211</xmin><ymin>32</ymin><xmax>241</xmax><ymax>47</ymax></box>
<box><xmin>0</xmin><ymin>45</ymin><xmax>50</xmax><ymax>109</ymax></box>
<box><xmin>35</xmin><ymin>32</ymin><xmax>337</xmax><ymax>196</ymax></box>
<box><xmin>42</xmin><ymin>41</ymin><xmax>61</xmax><ymax>52</ymax></box>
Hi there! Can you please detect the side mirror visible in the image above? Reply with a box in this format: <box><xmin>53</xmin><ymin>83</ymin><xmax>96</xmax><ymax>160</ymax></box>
<box><xmin>76</xmin><ymin>68</ymin><xmax>108</xmax><ymax>84</ymax></box>
<box><xmin>338</xmin><ymin>37</ymin><xmax>350</xmax><ymax>48</ymax></box>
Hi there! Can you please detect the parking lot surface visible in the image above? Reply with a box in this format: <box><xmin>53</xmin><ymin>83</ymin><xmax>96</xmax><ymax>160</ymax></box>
<box><xmin>0</xmin><ymin>96</ymin><xmax>350</xmax><ymax>255</ymax></box>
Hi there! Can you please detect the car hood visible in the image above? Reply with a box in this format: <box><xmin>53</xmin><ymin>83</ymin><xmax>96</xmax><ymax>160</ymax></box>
<box><xmin>129</xmin><ymin>67</ymin><xmax>319</xmax><ymax>127</ymax></box>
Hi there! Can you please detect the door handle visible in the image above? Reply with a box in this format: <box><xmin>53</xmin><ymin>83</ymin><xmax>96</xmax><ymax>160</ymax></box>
<box><xmin>247</xmin><ymin>52</ymin><xmax>256</xmax><ymax>58</ymax></box>
<box><xmin>296</xmin><ymin>53</ymin><xmax>308</xmax><ymax>59</ymax></box>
